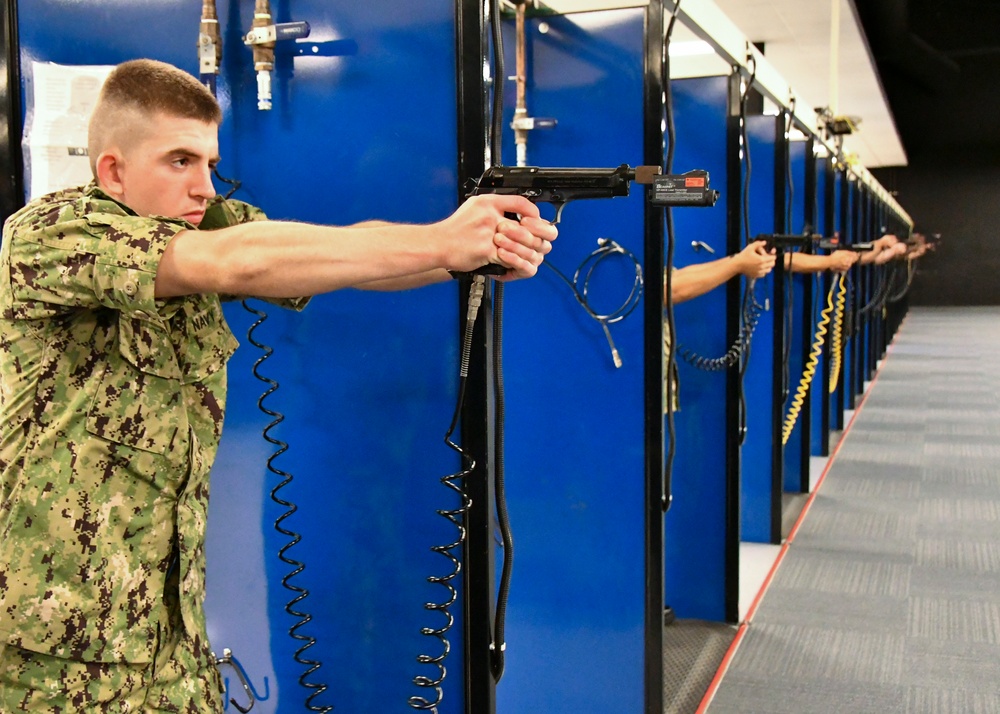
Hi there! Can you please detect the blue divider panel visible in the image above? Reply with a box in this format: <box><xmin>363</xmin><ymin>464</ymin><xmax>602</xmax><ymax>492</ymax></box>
<box><xmin>739</xmin><ymin>114</ymin><xmax>778</xmax><ymax>544</ymax></box>
<box><xmin>665</xmin><ymin>75</ymin><xmax>732</xmax><ymax>621</ymax></box>
<box><xmin>782</xmin><ymin>139</ymin><xmax>809</xmax><ymax>493</ymax></box>
<box><xmin>496</xmin><ymin>9</ymin><xmax>647</xmax><ymax>713</ymax></box>
<box><xmin>18</xmin><ymin>2</ymin><xmax>468</xmax><ymax>712</ymax></box>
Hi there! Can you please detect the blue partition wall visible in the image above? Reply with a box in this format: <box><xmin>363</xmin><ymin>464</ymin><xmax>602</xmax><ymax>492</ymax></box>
<box><xmin>666</xmin><ymin>74</ymin><xmax>734</xmax><ymax>621</ymax></box>
<box><xmin>739</xmin><ymin>114</ymin><xmax>780</xmax><ymax>544</ymax></box>
<box><xmin>18</xmin><ymin>2</ymin><xmax>470</xmax><ymax>712</ymax></box>
<box><xmin>782</xmin><ymin>138</ymin><xmax>810</xmax><ymax>493</ymax></box>
<box><xmin>496</xmin><ymin>9</ymin><xmax>648</xmax><ymax>712</ymax></box>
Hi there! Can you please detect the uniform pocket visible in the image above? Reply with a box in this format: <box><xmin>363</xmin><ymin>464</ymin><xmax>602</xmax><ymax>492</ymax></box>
<box><xmin>86</xmin><ymin>317</ymin><xmax>184</xmax><ymax>454</ymax></box>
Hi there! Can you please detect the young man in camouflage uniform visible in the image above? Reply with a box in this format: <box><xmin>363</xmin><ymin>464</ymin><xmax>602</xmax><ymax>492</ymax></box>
<box><xmin>0</xmin><ymin>58</ymin><xmax>557</xmax><ymax>712</ymax></box>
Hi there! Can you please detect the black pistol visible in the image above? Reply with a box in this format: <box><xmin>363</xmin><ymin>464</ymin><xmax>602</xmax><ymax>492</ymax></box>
<box><xmin>455</xmin><ymin>163</ymin><xmax>660</xmax><ymax>278</ymax></box>
<box><xmin>756</xmin><ymin>232</ymin><xmax>822</xmax><ymax>252</ymax></box>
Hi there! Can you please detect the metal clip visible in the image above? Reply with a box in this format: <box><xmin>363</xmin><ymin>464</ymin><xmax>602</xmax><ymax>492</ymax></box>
<box><xmin>213</xmin><ymin>648</ymin><xmax>256</xmax><ymax>713</ymax></box>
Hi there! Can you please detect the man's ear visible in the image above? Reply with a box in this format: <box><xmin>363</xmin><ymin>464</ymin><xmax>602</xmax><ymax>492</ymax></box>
<box><xmin>95</xmin><ymin>150</ymin><xmax>125</xmax><ymax>200</ymax></box>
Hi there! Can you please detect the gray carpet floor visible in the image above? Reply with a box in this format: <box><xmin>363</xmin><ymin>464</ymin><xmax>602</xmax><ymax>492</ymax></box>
<box><xmin>708</xmin><ymin>307</ymin><xmax>1000</xmax><ymax>714</ymax></box>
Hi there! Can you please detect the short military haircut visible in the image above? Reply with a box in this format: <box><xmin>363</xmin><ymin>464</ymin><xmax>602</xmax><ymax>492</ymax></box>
<box><xmin>88</xmin><ymin>59</ymin><xmax>222</xmax><ymax>176</ymax></box>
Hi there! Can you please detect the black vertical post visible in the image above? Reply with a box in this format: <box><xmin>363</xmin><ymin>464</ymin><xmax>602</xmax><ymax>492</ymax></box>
<box><xmin>723</xmin><ymin>70</ymin><xmax>743</xmax><ymax>624</ymax></box>
<box><xmin>771</xmin><ymin>113</ymin><xmax>787</xmax><ymax>544</ymax></box>
<box><xmin>455</xmin><ymin>1</ymin><xmax>496</xmax><ymax>712</ymax></box>
<box><xmin>1</xmin><ymin>0</ymin><xmax>24</xmax><ymax>223</ymax></box>
<box><xmin>642</xmin><ymin>2</ymin><xmax>665</xmax><ymax>711</ymax></box>
<box><xmin>819</xmin><ymin>156</ymin><xmax>834</xmax><ymax>455</ymax></box>
<box><xmin>849</xmin><ymin>181</ymin><xmax>863</xmax><ymax>405</ymax></box>
<box><xmin>833</xmin><ymin>169</ymin><xmax>849</xmax><ymax>430</ymax></box>
<box><xmin>799</xmin><ymin>137</ymin><xmax>816</xmax><ymax>492</ymax></box>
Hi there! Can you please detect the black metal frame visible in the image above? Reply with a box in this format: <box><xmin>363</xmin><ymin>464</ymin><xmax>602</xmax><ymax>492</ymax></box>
<box><xmin>457</xmin><ymin>0</ymin><xmax>668</xmax><ymax>710</ymax></box>
<box><xmin>642</xmin><ymin>2</ymin><xmax>665</xmax><ymax>711</ymax></box>
<box><xmin>793</xmin><ymin>134</ymin><xmax>818</xmax><ymax>494</ymax></box>
<box><xmin>1</xmin><ymin>0</ymin><xmax>24</xmax><ymax>223</ymax></box>
<box><xmin>455</xmin><ymin>1</ymin><xmax>497</xmax><ymax>712</ymax></box>
<box><xmin>818</xmin><ymin>154</ymin><xmax>835</xmax><ymax>456</ymax></box>
<box><xmin>723</xmin><ymin>69</ymin><xmax>743</xmax><ymax>623</ymax></box>
<box><xmin>769</xmin><ymin>112</ymin><xmax>787</xmax><ymax>544</ymax></box>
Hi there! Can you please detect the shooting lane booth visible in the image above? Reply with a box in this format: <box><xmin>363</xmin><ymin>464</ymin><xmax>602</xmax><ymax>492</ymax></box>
<box><xmin>0</xmin><ymin>1</ymin><xmax>913</xmax><ymax>713</ymax></box>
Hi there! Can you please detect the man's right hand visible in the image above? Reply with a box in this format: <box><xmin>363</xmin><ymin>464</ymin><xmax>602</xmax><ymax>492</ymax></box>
<box><xmin>438</xmin><ymin>194</ymin><xmax>558</xmax><ymax>280</ymax></box>
<box><xmin>736</xmin><ymin>240</ymin><xmax>777</xmax><ymax>279</ymax></box>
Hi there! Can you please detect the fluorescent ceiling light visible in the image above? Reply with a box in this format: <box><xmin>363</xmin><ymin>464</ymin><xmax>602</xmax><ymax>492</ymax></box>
<box><xmin>669</xmin><ymin>40</ymin><xmax>714</xmax><ymax>57</ymax></box>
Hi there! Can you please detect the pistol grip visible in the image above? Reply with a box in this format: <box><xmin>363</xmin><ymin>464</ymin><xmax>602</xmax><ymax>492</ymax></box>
<box><xmin>449</xmin><ymin>264</ymin><xmax>507</xmax><ymax>280</ymax></box>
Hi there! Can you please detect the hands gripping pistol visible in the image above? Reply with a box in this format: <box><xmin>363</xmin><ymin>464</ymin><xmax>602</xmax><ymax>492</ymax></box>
<box><xmin>455</xmin><ymin>164</ymin><xmax>661</xmax><ymax>278</ymax></box>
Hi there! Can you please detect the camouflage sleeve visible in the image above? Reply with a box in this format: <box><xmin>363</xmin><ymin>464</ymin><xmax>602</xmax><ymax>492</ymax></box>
<box><xmin>201</xmin><ymin>196</ymin><xmax>309</xmax><ymax>312</ymax></box>
<box><xmin>5</xmin><ymin>212</ymin><xmax>185</xmax><ymax>320</ymax></box>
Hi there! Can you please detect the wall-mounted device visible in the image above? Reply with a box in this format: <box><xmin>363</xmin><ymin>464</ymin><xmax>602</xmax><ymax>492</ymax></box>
<box><xmin>648</xmin><ymin>169</ymin><xmax>720</xmax><ymax>207</ymax></box>
<box><xmin>244</xmin><ymin>0</ymin><xmax>311</xmax><ymax>110</ymax></box>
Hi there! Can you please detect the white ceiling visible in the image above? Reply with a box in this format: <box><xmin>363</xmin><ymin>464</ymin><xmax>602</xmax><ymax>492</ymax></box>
<box><xmin>534</xmin><ymin>0</ymin><xmax>908</xmax><ymax>168</ymax></box>
<box><xmin>708</xmin><ymin>0</ymin><xmax>906</xmax><ymax>168</ymax></box>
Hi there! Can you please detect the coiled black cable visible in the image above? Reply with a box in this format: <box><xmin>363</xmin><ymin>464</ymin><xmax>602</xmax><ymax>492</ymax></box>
<box><xmin>408</xmin><ymin>299</ymin><xmax>480</xmax><ymax>711</ymax></box>
<box><xmin>677</xmin><ymin>291</ymin><xmax>764</xmax><ymax>371</ymax></box>
<box><xmin>242</xmin><ymin>300</ymin><xmax>332</xmax><ymax>713</ymax></box>
<box><xmin>544</xmin><ymin>238</ymin><xmax>644</xmax><ymax>368</ymax></box>
<box><xmin>676</xmin><ymin>50</ymin><xmax>758</xmax><ymax>444</ymax></box>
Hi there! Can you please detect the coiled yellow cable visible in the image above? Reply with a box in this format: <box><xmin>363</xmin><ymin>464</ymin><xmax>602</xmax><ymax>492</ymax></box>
<box><xmin>828</xmin><ymin>273</ymin><xmax>847</xmax><ymax>394</ymax></box>
<box><xmin>782</xmin><ymin>278</ymin><xmax>836</xmax><ymax>445</ymax></box>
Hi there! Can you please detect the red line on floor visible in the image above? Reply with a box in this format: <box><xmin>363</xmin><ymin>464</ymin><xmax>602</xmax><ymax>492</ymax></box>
<box><xmin>694</xmin><ymin>316</ymin><xmax>905</xmax><ymax>714</ymax></box>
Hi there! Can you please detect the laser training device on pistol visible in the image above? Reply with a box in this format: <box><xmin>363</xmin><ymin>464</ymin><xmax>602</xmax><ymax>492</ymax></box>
<box><xmin>456</xmin><ymin>163</ymin><xmax>660</xmax><ymax>278</ymax></box>
<box><xmin>648</xmin><ymin>169</ymin><xmax>720</xmax><ymax>207</ymax></box>
<box><xmin>817</xmin><ymin>238</ymin><xmax>875</xmax><ymax>252</ymax></box>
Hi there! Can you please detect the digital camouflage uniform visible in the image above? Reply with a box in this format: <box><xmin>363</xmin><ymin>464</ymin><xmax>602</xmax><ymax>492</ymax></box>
<box><xmin>0</xmin><ymin>183</ymin><xmax>300</xmax><ymax>711</ymax></box>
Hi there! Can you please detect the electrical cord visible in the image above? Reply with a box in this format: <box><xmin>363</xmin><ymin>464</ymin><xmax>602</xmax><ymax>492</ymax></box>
<box><xmin>781</xmin><ymin>277</ymin><xmax>836</xmax><ymax>444</ymax></box>
<box><xmin>662</xmin><ymin>0</ymin><xmax>683</xmax><ymax>511</ymax></box>
<box><xmin>886</xmin><ymin>259</ymin><xmax>916</xmax><ymax>303</ymax></box>
<box><xmin>544</xmin><ymin>238</ymin><xmax>644</xmax><ymax>368</ymax></box>
<box><xmin>214</xmin><ymin>168</ymin><xmax>242</xmax><ymax>199</ymax></box>
<box><xmin>409</xmin><ymin>278</ymin><xmax>486</xmax><ymax>712</ymax></box>
<box><xmin>242</xmin><ymin>299</ymin><xmax>332</xmax><ymax>713</ymax></box>
<box><xmin>827</xmin><ymin>273</ymin><xmax>847</xmax><ymax>394</ymax></box>
<box><xmin>487</xmin><ymin>0</ymin><xmax>514</xmax><ymax>684</ymax></box>
<box><xmin>781</xmin><ymin>104</ymin><xmax>795</xmax><ymax>407</ymax></box>
<box><xmin>676</xmin><ymin>292</ymin><xmax>763</xmax><ymax>371</ymax></box>
<box><xmin>677</xmin><ymin>51</ymin><xmax>759</xmax><ymax>446</ymax></box>
<box><xmin>411</xmin><ymin>0</ymin><xmax>511</xmax><ymax>701</ymax></box>
<box><xmin>736</xmin><ymin>50</ymin><xmax>757</xmax><ymax>446</ymax></box>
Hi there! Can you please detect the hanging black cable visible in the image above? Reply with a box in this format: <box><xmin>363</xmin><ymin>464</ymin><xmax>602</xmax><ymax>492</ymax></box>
<box><xmin>243</xmin><ymin>300</ymin><xmax>333</xmax><ymax>713</ymax></box>
<box><xmin>409</xmin><ymin>281</ymin><xmax>483</xmax><ymax>712</ymax></box>
<box><xmin>486</xmin><ymin>0</ymin><xmax>514</xmax><ymax>684</ymax></box>
<box><xmin>782</xmin><ymin>107</ymin><xmax>795</xmax><ymax>406</ymax></box>
<box><xmin>410</xmin><ymin>0</ymin><xmax>513</xmax><ymax>703</ymax></box>
<box><xmin>662</xmin><ymin>0</ymin><xmax>684</xmax><ymax>511</ymax></box>
<box><xmin>544</xmin><ymin>238</ymin><xmax>644</xmax><ymax>368</ymax></box>
<box><xmin>736</xmin><ymin>52</ymin><xmax>758</xmax><ymax>446</ymax></box>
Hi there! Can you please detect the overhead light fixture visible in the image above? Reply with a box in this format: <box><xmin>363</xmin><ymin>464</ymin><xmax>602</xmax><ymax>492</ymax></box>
<box><xmin>669</xmin><ymin>40</ymin><xmax>714</xmax><ymax>57</ymax></box>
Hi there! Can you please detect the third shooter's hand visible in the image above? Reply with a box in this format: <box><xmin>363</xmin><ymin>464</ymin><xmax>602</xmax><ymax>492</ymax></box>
<box><xmin>735</xmin><ymin>240</ymin><xmax>777</xmax><ymax>279</ymax></box>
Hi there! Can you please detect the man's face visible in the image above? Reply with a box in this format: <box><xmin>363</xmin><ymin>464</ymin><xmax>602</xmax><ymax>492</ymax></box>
<box><xmin>115</xmin><ymin>112</ymin><xmax>220</xmax><ymax>225</ymax></box>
